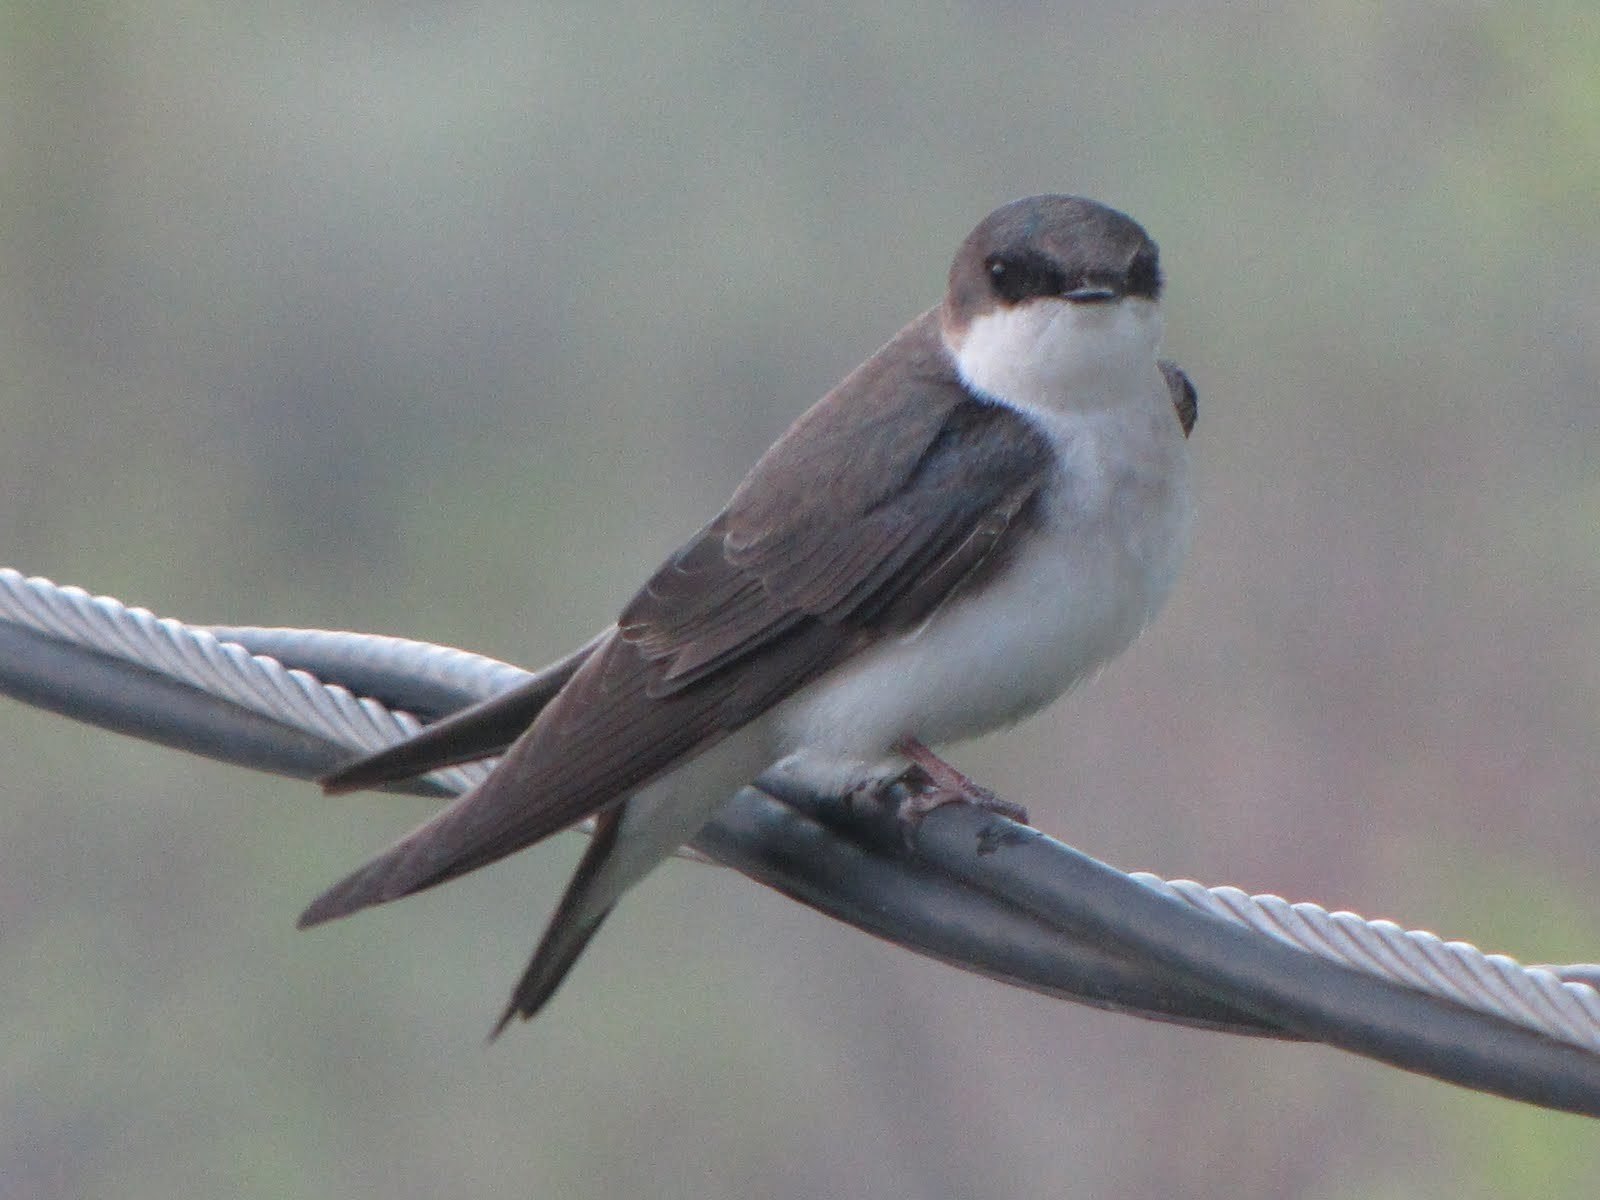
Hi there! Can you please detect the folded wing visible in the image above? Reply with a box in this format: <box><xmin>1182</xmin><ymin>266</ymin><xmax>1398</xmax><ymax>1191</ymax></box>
<box><xmin>300</xmin><ymin>312</ymin><xmax>1057</xmax><ymax>927</ymax></box>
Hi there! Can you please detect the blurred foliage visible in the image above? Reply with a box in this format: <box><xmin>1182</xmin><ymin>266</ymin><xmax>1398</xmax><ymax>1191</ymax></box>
<box><xmin>2</xmin><ymin>2</ymin><xmax>1598</xmax><ymax>1197</ymax></box>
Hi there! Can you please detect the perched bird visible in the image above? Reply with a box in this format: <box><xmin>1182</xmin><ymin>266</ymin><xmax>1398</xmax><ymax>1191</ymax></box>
<box><xmin>302</xmin><ymin>195</ymin><xmax>1197</xmax><ymax>1032</ymax></box>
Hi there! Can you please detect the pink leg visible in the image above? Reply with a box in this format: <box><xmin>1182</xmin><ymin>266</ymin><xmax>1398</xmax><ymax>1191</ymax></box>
<box><xmin>891</xmin><ymin>735</ymin><xmax>1030</xmax><ymax>826</ymax></box>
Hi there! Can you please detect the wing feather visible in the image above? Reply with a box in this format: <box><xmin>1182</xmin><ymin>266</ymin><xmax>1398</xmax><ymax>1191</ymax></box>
<box><xmin>300</xmin><ymin>311</ymin><xmax>1057</xmax><ymax>926</ymax></box>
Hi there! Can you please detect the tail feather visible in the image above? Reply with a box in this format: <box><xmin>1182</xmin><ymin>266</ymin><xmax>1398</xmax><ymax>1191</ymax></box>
<box><xmin>491</xmin><ymin>910</ymin><xmax>613</xmax><ymax>1038</ymax></box>
<box><xmin>485</xmin><ymin>732</ymin><xmax>764</xmax><ymax>1031</ymax></box>
<box><xmin>490</xmin><ymin>810</ymin><xmax>625</xmax><ymax>1035</ymax></box>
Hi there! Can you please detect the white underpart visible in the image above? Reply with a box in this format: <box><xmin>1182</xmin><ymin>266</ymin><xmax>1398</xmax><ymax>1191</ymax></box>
<box><xmin>554</xmin><ymin>725</ymin><xmax>773</xmax><ymax>932</ymax></box>
<box><xmin>549</xmin><ymin>296</ymin><xmax>1191</xmax><ymax>951</ymax></box>
<box><xmin>771</xmin><ymin>295</ymin><xmax>1192</xmax><ymax>795</ymax></box>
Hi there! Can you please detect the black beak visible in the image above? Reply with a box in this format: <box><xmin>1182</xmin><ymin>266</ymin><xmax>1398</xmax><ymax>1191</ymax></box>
<box><xmin>1063</xmin><ymin>286</ymin><xmax>1118</xmax><ymax>304</ymax></box>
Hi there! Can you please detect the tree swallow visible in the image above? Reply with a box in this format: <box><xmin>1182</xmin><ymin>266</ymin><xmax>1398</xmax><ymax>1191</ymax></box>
<box><xmin>301</xmin><ymin>195</ymin><xmax>1197</xmax><ymax>1033</ymax></box>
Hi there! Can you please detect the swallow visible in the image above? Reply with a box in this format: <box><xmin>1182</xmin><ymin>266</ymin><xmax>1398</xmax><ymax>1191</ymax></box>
<box><xmin>300</xmin><ymin>195</ymin><xmax>1196</xmax><ymax>1033</ymax></box>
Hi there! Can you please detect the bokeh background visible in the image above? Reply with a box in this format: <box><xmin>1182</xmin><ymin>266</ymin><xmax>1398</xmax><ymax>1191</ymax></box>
<box><xmin>4</xmin><ymin>3</ymin><xmax>1598</xmax><ymax>1196</ymax></box>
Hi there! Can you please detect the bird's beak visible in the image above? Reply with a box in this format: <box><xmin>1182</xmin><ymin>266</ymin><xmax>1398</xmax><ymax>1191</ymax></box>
<box><xmin>1063</xmin><ymin>286</ymin><xmax>1119</xmax><ymax>304</ymax></box>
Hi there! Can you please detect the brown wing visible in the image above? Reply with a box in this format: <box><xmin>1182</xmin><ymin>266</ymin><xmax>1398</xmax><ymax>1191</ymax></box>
<box><xmin>298</xmin><ymin>311</ymin><xmax>1056</xmax><ymax>926</ymax></box>
<box><xmin>319</xmin><ymin>632</ymin><xmax>605</xmax><ymax>795</ymax></box>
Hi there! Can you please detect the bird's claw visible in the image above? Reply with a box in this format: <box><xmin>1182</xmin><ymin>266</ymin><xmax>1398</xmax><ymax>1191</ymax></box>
<box><xmin>891</xmin><ymin>735</ymin><xmax>1031</xmax><ymax>829</ymax></box>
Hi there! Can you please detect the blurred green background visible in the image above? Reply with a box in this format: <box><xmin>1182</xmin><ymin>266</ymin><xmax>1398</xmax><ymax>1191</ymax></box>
<box><xmin>3</xmin><ymin>3</ymin><xmax>1599</xmax><ymax>1196</ymax></box>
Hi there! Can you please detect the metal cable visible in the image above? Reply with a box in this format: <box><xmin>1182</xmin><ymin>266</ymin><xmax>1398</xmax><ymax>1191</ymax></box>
<box><xmin>9</xmin><ymin>567</ymin><xmax>1600</xmax><ymax>1117</ymax></box>
<box><xmin>3</xmin><ymin>566</ymin><xmax>1597</xmax><ymax>1055</ymax></box>
<box><xmin>0</xmin><ymin>568</ymin><xmax>488</xmax><ymax>798</ymax></box>
<box><xmin>1134</xmin><ymin>878</ymin><xmax>1600</xmax><ymax>1053</ymax></box>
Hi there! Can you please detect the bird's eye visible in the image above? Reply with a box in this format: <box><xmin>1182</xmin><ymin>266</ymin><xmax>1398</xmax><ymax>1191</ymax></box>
<box><xmin>985</xmin><ymin>253</ymin><xmax>1065</xmax><ymax>304</ymax></box>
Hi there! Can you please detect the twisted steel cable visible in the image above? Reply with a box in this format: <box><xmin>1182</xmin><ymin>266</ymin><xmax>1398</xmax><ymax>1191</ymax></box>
<box><xmin>4</xmin><ymin>566</ymin><xmax>1600</xmax><ymax>1113</ymax></box>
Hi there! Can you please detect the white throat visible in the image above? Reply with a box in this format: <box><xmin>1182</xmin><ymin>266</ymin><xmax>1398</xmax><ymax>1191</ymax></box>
<box><xmin>947</xmin><ymin>297</ymin><xmax>1164</xmax><ymax>419</ymax></box>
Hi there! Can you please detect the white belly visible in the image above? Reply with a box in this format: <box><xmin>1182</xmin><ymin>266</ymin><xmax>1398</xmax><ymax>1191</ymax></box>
<box><xmin>770</xmin><ymin>379</ymin><xmax>1190</xmax><ymax>794</ymax></box>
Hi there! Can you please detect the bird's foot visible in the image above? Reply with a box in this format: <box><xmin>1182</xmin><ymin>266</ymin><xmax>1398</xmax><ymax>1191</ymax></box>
<box><xmin>890</xmin><ymin>735</ymin><xmax>1030</xmax><ymax>827</ymax></box>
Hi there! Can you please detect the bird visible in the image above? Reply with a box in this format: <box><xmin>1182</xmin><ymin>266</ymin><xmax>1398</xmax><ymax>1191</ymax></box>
<box><xmin>300</xmin><ymin>194</ymin><xmax>1197</xmax><ymax>1034</ymax></box>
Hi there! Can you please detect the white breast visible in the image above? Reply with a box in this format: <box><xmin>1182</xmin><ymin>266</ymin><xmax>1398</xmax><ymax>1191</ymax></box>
<box><xmin>769</xmin><ymin>296</ymin><xmax>1192</xmax><ymax>794</ymax></box>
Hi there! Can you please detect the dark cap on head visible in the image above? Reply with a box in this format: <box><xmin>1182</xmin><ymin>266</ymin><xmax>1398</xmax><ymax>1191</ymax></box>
<box><xmin>944</xmin><ymin>196</ymin><xmax>1161</xmax><ymax>332</ymax></box>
